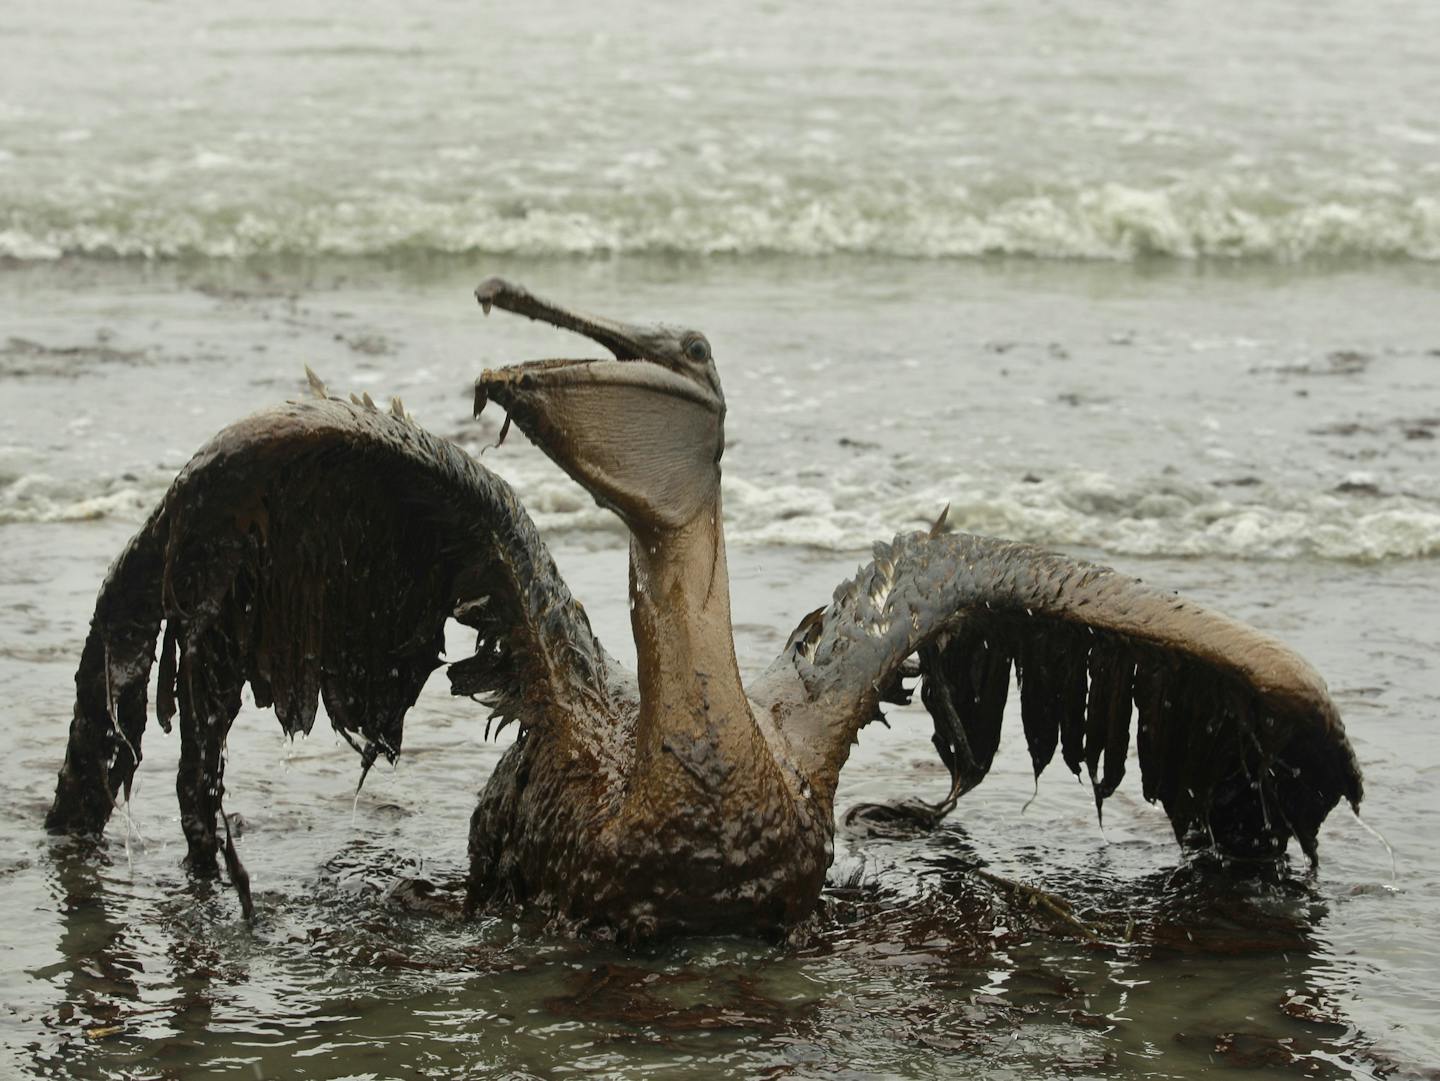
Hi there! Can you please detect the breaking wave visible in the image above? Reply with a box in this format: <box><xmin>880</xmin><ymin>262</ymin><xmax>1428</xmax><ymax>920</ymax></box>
<box><xmin>2</xmin><ymin>183</ymin><xmax>1438</xmax><ymax>263</ymax></box>
<box><xmin>7</xmin><ymin>452</ymin><xmax>1438</xmax><ymax>563</ymax></box>
<box><xmin>711</xmin><ymin>473</ymin><xmax>1440</xmax><ymax>563</ymax></box>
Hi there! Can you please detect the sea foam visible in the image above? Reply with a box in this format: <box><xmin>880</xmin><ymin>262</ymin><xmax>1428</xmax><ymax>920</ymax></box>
<box><xmin>8</xmin><ymin>455</ymin><xmax>1437</xmax><ymax>563</ymax></box>
<box><xmin>2</xmin><ymin>183</ymin><xmax>1437</xmax><ymax>263</ymax></box>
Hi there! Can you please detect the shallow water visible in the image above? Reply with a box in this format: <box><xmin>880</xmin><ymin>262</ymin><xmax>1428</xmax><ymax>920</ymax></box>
<box><xmin>1</xmin><ymin>256</ymin><xmax>1437</xmax><ymax>1079</ymax></box>
<box><xmin>6</xmin><ymin>256</ymin><xmax>1439</xmax><ymax>560</ymax></box>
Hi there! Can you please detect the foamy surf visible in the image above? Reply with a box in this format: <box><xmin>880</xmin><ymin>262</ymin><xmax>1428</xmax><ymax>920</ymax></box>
<box><xmin>2</xmin><ymin>184</ymin><xmax>1437</xmax><ymax>262</ymax></box>
<box><xmin>9</xmin><ymin>454</ymin><xmax>1437</xmax><ymax>562</ymax></box>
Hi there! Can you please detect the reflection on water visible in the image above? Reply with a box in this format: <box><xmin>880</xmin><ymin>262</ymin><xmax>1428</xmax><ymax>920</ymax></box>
<box><xmin>26</xmin><ymin>823</ymin><xmax>1383</xmax><ymax>1080</ymax></box>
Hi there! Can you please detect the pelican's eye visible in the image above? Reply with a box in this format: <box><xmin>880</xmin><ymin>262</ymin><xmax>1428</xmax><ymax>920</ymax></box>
<box><xmin>684</xmin><ymin>336</ymin><xmax>711</xmax><ymax>363</ymax></box>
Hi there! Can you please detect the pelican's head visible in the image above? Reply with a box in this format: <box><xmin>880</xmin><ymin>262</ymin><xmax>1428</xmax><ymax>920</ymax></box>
<box><xmin>473</xmin><ymin>278</ymin><xmax>725</xmax><ymax>535</ymax></box>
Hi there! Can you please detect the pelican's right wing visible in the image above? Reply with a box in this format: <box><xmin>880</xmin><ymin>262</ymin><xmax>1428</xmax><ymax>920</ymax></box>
<box><xmin>47</xmin><ymin>397</ymin><xmax>630</xmax><ymax>868</ymax></box>
<box><xmin>751</xmin><ymin>529</ymin><xmax>1361</xmax><ymax>862</ymax></box>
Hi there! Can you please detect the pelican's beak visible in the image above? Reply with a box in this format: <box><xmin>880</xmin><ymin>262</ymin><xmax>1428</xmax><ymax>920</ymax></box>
<box><xmin>475</xmin><ymin>277</ymin><xmax>650</xmax><ymax>362</ymax></box>
<box><xmin>472</xmin><ymin>279</ymin><xmax>724</xmax><ymax>534</ymax></box>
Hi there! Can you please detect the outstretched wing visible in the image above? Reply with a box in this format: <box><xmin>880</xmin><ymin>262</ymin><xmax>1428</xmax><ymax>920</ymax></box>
<box><xmin>47</xmin><ymin>396</ymin><xmax>629</xmax><ymax>872</ymax></box>
<box><xmin>752</xmin><ymin>529</ymin><xmax>1362</xmax><ymax>862</ymax></box>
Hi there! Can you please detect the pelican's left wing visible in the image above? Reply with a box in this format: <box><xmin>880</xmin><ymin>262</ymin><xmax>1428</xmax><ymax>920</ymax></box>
<box><xmin>750</xmin><ymin>528</ymin><xmax>1361</xmax><ymax>862</ymax></box>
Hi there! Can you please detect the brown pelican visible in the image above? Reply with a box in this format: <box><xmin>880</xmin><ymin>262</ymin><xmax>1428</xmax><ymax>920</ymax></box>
<box><xmin>47</xmin><ymin>279</ymin><xmax>1362</xmax><ymax>936</ymax></box>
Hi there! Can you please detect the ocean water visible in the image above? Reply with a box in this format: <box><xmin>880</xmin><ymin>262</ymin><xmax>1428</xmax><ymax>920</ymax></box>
<box><xmin>2</xmin><ymin>2</ymin><xmax>1439</xmax><ymax>1079</ymax></box>
<box><xmin>2</xmin><ymin>0</ymin><xmax>1439</xmax><ymax>262</ymax></box>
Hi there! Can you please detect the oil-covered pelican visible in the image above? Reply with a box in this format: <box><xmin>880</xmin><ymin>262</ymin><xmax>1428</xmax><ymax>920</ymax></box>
<box><xmin>48</xmin><ymin>280</ymin><xmax>1362</xmax><ymax>936</ymax></box>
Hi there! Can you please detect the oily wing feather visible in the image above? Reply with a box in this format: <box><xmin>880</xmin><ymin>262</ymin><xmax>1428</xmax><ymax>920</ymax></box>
<box><xmin>47</xmin><ymin>398</ymin><xmax>625</xmax><ymax>867</ymax></box>
<box><xmin>762</xmin><ymin>530</ymin><xmax>1362</xmax><ymax>862</ymax></box>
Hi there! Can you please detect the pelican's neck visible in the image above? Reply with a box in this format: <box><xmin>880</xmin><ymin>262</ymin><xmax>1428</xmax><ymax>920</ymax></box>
<box><xmin>628</xmin><ymin>494</ymin><xmax>758</xmax><ymax>798</ymax></box>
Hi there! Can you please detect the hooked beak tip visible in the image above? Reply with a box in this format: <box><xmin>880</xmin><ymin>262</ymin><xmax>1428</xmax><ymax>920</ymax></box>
<box><xmin>475</xmin><ymin>276</ymin><xmax>516</xmax><ymax>315</ymax></box>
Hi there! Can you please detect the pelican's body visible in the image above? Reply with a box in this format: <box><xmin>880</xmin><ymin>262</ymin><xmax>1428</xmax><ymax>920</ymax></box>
<box><xmin>47</xmin><ymin>281</ymin><xmax>1362</xmax><ymax>937</ymax></box>
<box><xmin>465</xmin><ymin>500</ymin><xmax>833</xmax><ymax>934</ymax></box>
